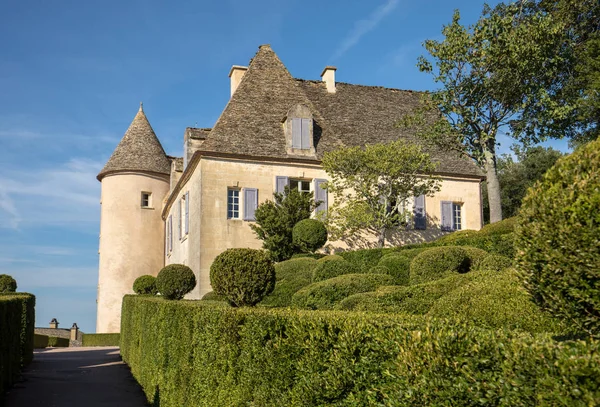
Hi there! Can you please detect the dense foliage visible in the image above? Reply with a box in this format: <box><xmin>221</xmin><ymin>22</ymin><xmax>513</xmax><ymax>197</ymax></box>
<box><xmin>81</xmin><ymin>333</ymin><xmax>121</xmax><ymax>347</ymax></box>
<box><xmin>311</xmin><ymin>259</ymin><xmax>360</xmax><ymax>283</ymax></box>
<box><xmin>409</xmin><ymin>246</ymin><xmax>470</xmax><ymax>285</ymax></box>
<box><xmin>201</xmin><ymin>291</ymin><xmax>227</xmax><ymax>301</ymax></box>
<box><xmin>34</xmin><ymin>334</ymin><xmax>69</xmax><ymax>348</ymax></box>
<box><xmin>210</xmin><ymin>248</ymin><xmax>275</xmax><ymax>307</ymax></box>
<box><xmin>121</xmin><ymin>296</ymin><xmax>600</xmax><ymax>406</ymax></box>
<box><xmin>261</xmin><ymin>258</ymin><xmax>316</xmax><ymax>307</ymax></box>
<box><xmin>0</xmin><ymin>274</ymin><xmax>17</xmax><ymax>293</ymax></box>
<box><xmin>322</xmin><ymin>140</ymin><xmax>440</xmax><ymax>247</ymax></box>
<box><xmin>132</xmin><ymin>275</ymin><xmax>157</xmax><ymax>295</ymax></box>
<box><xmin>155</xmin><ymin>264</ymin><xmax>196</xmax><ymax>300</ymax></box>
<box><xmin>250</xmin><ymin>187</ymin><xmax>317</xmax><ymax>261</ymax></box>
<box><xmin>376</xmin><ymin>254</ymin><xmax>410</xmax><ymax>285</ymax></box>
<box><xmin>291</xmin><ymin>274</ymin><xmax>394</xmax><ymax>310</ymax></box>
<box><xmin>292</xmin><ymin>219</ymin><xmax>328</xmax><ymax>253</ymax></box>
<box><xmin>478</xmin><ymin>254</ymin><xmax>512</xmax><ymax>272</ymax></box>
<box><xmin>0</xmin><ymin>293</ymin><xmax>35</xmax><ymax>396</ymax></box>
<box><xmin>517</xmin><ymin>137</ymin><xmax>600</xmax><ymax>336</ymax></box>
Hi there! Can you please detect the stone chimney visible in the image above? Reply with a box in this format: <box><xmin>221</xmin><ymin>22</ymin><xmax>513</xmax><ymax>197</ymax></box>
<box><xmin>49</xmin><ymin>318</ymin><xmax>59</xmax><ymax>329</ymax></box>
<box><xmin>321</xmin><ymin>66</ymin><xmax>337</xmax><ymax>93</ymax></box>
<box><xmin>229</xmin><ymin>65</ymin><xmax>248</xmax><ymax>97</ymax></box>
<box><xmin>70</xmin><ymin>323</ymin><xmax>79</xmax><ymax>341</ymax></box>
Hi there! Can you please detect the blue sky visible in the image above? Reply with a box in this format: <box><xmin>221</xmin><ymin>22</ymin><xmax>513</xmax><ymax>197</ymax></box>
<box><xmin>0</xmin><ymin>0</ymin><xmax>570</xmax><ymax>332</ymax></box>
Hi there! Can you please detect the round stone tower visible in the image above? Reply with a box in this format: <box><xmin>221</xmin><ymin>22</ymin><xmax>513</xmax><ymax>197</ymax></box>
<box><xmin>96</xmin><ymin>104</ymin><xmax>171</xmax><ymax>333</ymax></box>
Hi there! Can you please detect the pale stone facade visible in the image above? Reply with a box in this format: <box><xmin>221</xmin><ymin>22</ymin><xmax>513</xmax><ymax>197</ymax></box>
<box><xmin>96</xmin><ymin>45</ymin><xmax>484</xmax><ymax>332</ymax></box>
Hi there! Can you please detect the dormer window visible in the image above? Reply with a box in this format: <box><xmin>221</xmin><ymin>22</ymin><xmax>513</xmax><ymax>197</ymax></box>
<box><xmin>284</xmin><ymin>104</ymin><xmax>316</xmax><ymax>156</ymax></box>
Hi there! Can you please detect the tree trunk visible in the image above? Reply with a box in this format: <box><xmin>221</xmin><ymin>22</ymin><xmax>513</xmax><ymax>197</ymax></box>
<box><xmin>484</xmin><ymin>150</ymin><xmax>503</xmax><ymax>223</ymax></box>
<box><xmin>377</xmin><ymin>227</ymin><xmax>386</xmax><ymax>248</ymax></box>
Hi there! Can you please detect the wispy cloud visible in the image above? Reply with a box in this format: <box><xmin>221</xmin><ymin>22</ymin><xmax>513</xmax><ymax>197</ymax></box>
<box><xmin>331</xmin><ymin>0</ymin><xmax>400</xmax><ymax>61</ymax></box>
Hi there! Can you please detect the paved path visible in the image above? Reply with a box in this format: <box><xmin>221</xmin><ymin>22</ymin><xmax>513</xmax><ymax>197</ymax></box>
<box><xmin>2</xmin><ymin>347</ymin><xmax>148</xmax><ymax>406</ymax></box>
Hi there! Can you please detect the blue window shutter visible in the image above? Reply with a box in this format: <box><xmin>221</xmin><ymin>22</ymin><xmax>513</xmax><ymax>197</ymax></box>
<box><xmin>275</xmin><ymin>176</ymin><xmax>289</xmax><ymax>194</ymax></box>
<box><xmin>314</xmin><ymin>179</ymin><xmax>328</xmax><ymax>214</ymax></box>
<box><xmin>243</xmin><ymin>188</ymin><xmax>258</xmax><ymax>221</ymax></box>
<box><xmin>292</xmin><ymin>118</ymin><xmax>302</xmax><ymax>149</ymax></box>
<box><xmin>185</xmin><ymin>192</ymin><xmax>189</xmax><ymax>234</ymax></box>
<box><xmin>301</xmin><ymin>118</ymin><xmax>311</xmax><ymax>149</ymax></box>
<box><xmin>441</xmin><ymin>201</ymin><xmax>453</xmax><ymax>231</ymax></box>
<box><xmin>178</xmin><ymin>199</ymin><xmax>182</xmax><ymax>240</ymax></box>
<box><xmin>414</xmin><ymin>195</ymin><xmax>426</xmax><ymax>230</ymax></box>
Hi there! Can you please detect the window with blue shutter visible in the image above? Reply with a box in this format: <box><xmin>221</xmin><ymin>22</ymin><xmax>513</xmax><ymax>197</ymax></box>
<box><xmin>275</xmin><ymin>176</ymin><xmax>289</xmax><ymax>194</ymax></box>
<box><xmin>167</xmin><ymin>215</ymin><xmax>173</xmax><ymax>253</ymax></box>
<box><xmin>441</xmin><ymin>201</ymin><xmax>453</xmax><ymax>231</ymax></box>
<box><xmin>414</xmin><ymin>195</ymin><xmax>426</xmax><ymax>230</ymax></box>
<box><xmin>243</xmin><ymin>188</ymin><xmax>258</xmax><ymax>221</ymax></box>
<box><xmin>178</xmin><ymin>198</ymin><xmax>182</xmax><ymax>240</ymax></box>
<box><xmin>314</xmin><ymin>179</ymin><xmax>328</xmax><ymax>214</ymax></box>
<box><xmin>185</xmin><ymin>192</ymin><xmax>189</xmax><ymax>234</ymax></box>
<box><xmin>301</xmin><ymin>118</ymin><xmax>311</xmax><ymax>149</ymax></box>
<box><xmin>292</xmin><ymin>118</ymin><xmax>302</xmax><ymax>149</ymax></box>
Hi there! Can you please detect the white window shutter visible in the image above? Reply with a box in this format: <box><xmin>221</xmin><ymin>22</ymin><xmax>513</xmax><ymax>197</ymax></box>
<box><xmin>314</xmin><ymin>179</ymin><xmax>328</xmax><ymax>214</ymax></box>
<box><xmin>185</xmin><ymin>192</ymin><xmax>189</xmax><ymax>234</ymax></box>
<box><xmin>301</xmin><ymin>118</ymin><xmax>311</xmax><ymax>149</ymax></box>
<box><xmin>243</xmin><ymin>188</ymin><xmax>258</xmax><ymax>221</ymax></box>
<box><xmin>292</xmin><ymin>118</ymin><xmax>302</xmax><ymax>149</ymax></box>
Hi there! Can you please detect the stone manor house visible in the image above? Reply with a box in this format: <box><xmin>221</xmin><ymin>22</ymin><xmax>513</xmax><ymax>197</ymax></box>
<box><xmin>96</xmin><ymin>45</ymin><xmax>484</xmax><ymax>333</ymax></box>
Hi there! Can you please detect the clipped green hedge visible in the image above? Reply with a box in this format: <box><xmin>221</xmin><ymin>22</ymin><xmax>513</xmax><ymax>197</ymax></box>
<box><xmin>121</xmin><ymin>296</ymin><xmax>600</xmax><ymax>406</ymax></box>
<box><xmin>82</xmin><ymin>333</ymin><xmax>121</xmax><ymax>347</ymax></box>
<box><xmin>201</xmin><ymin>291</ymin><xmax>227</xmax><ymax>301</ymax></box>
<box><xmin>478</xmin><ymin>254</ymin><xmax>512</xmax><ymax>272</ymax></box>
<box><xmin>409</xmin><ymin>246</ymin><xmax>470</xmax><ymax>285</ymax></box>
<box><xmin>376</xmin><ymin>254</ymin><xmax>410</xmax><ymax>285</ymax></box>
<box><xmin>292</xmin><ymin>274</ymin><xmax>394</xmax><ymax>310</ymax></box>
<box><xmin>34</xmin><ymin>334</ymin><xmax>69</xmax><ymax>348</ymax></box>
<box><xmin>338</xmin><ymin>248</ymin><xmax>388</xmax><ymax>271</ymax></box>
<box><xmin>311</xmin><ymin>259</ymin><xmax>359</xmax><ymax>283</ymax></box>
<box><xmin>261</xmin><ymin>258</ymin><xmax>317</xmax><ymax>307</ymax></box>
<box><xmin>0</xmin><ymin>293</ymin><xmax>35</xmax><ymax>396</ymax></box>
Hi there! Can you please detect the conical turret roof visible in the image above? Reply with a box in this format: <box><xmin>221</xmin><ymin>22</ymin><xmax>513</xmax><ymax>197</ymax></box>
<box><xmin>97</xmin><ymin>104</ymin><xmax>171</xmax><ymax>181</ymax></box>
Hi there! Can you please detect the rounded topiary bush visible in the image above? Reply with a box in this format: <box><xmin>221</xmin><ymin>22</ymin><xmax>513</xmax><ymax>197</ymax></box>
<box><xmin>478</xmin><ymin>216</ymin><xmax>517</xmax><ymax>236</ymax></box>
<box><xmin>478</xmin><ymin>254</ymin><xmax>512</xmax><ymax>272</ymax></box>
<box><xmin>461</xmin><ymin>246</ymin><xmax>490</xmax><ymax>271</ymax></box>
<box><xmin>376</xmin><ymin>254</ymin><xmax>410</xmax><ymax>285</ymax></box>
<box><xmin>201</xmin><ymin>291</ymin><xmax>227</xmax><ymax>301</ymax></box>
<box><xmin>210</xmin><ymin>248</ymin><xmax>275</xmax><ymax>307</ymax></box>
<box><xmin>316</xmin><ymin>254</ymin><xmax>345</xmax><ymax>263</ymax></box>
<box><xmin>132</xmin><ymin>275</ymin><xmax>157</xmax><ymax>295</ymax></box>
<box><xmin>291</xmin><ymin>253</ymin><xmax>326</xmax><ymax>260</ymax></box>
<box><xmin>292</xmin><ymin>219</ymin><xmax>328</xmax><ymax>253</ymax></box>
<box><xmin>261</xmin><ymin>258</ymin><xmax>317</xmax><ymax>307</ymax></box>
<box><xmin>0</xmin><ymin>274</ymin><xmax>17</xmax><ymax>293</ymax></box>
<box><xmin>312</xmin><ymin>259</ymin><xmax>360</xmax><ymax>283</ymax></box>
<box><xmin>427</xmin><ymin>270</ymin><xmax>565</xmax><ymax>333</ymax></box>
<box><xmin>156</xmin><ymin>264</ymin><xmax>196</xmax><ymax>300</ymax></box>
<box><xmin>291</xmin><ymin>273</ymin><xmax>394</xmax><ymax>310</ymax></box>
<box><xmin>409</xmin><ymin>246</ymin><xmax>470</xmax><ymax>285</ymax></box>
<box><xmin>516</xmin><ymin>138</ymin><xmax>600</xmax><ymax>336</ymax></box>
<box><xmin>368</xmin><ymin>265</ymin><xmax>390</xmax><ymax>275</ymax></box>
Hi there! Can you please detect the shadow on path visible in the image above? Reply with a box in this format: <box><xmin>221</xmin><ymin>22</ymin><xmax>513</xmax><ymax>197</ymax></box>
<box><xmin>2</xmin><ymin>347</ymin><xmax>148</xmax><ymax>407</ymax></box>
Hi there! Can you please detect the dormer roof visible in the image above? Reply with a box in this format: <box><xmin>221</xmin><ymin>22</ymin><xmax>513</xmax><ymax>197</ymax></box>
<box><xmin>97</xmin><ymin>104</ymin><xmax>171</xmax><ymax>181</ymax></box>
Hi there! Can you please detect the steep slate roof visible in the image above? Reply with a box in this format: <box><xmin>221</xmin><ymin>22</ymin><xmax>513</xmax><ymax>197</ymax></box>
<box><xmin>198</xmin><ymin>45</ymin><xmax>482</xmax><ymax>178</ymax></box>
<box><xmin>97</xmin><ymin>104</ymin><xmax>171</xmax><ymax>181</ymax></box>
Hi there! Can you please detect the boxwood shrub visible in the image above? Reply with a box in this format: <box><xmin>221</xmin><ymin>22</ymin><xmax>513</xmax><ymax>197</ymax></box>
<box><xmin>0</xmin><ymin>293</ymin><xmax>35</xmax><ymax>396</ymax></box>
<box><xmin>291</xmin><ymin>274</ymin><xmax>394</xmax><ymax>310</ymax></box>
<box><xmin>201</xmin><ymin>291</ymin><xmax>227</xmax><ymax>301</ymax></box>
<box><xmin>133</xmin><ymin>275</ymin><xmax>157</xmax><ymax>295</ymax></box>
<box><xmin>478</xmin><ymin>254</ymin><xmax>512</xmax><ymax>272</ymax></box>
<box><xmin>461</xmin><ymin>246</ymin><xmax>490</xmax><ymax>270</ymax></box>
<box><xmin>156</xmin><ymin>264</ymin><xmax>196</xmax><ymax>300</ymax></box>
<box><xmin>0</xmin><ymin>274</ymin><xmax>17</xmax><ymax>293</ymax></box>
<box><xmin>316</xmin><ymin>254</ymin><xmax>344</xmax><ymax>263</ymax></box>
<box><xmin>82</xmin><ymin>333</ymin><xmax>121</xmax><ymax>347</ymax></box>
<box><xmin>311</xmin><ymin>259</ymin><xmax>360</xmax><ymax>283</ymax></box>
<box><xmin>516</xmin><ymin>137</ymin><xmax>600</xmax><ymax>337</ymax></box>
<box><xmin>409</xmin><ymin>246</ymin><xmax>470</xmax><ymax>285</ymax></box>
<box><xmin>260</xmin><ymin>258</ymin><xmax>316</xmax><ymax>307</ymax></box>
<box><xmin>120</xmin><ymin>295</ymin><xmax>600</xmax><ymax>407</ymax></box>
<box><xmin>210</xmin><ymin>248</ymin><xmax>275</xmax><ymax>307</ymax></box>
<box><xmin>292</xmin><ymin>219</ymin><xmax>328</xmax><ymax>253</ymax></box>
<box><xmin>34</xmin><ymin>334</ymin><xmax>69</xmax><ymax>348</ymax></box>
<box><xmin>428</xmin><ymin>270</ymin><xmax>566</xmax><ymax>333</ymax></box>
<box><xmin>339</xmin><ymin>248</ymin><xmax>386</xmax><ymax>271</ymax></box>
<box><xmin>376</xmin><ymin>254</ymin><xmax>410</xmax><ymax>285</ymax></box>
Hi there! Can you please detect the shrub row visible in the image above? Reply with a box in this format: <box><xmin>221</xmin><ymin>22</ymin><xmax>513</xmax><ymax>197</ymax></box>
<box><xmin>261</xmin><ymin>258</ymin><xmax>316</xmax><ymax>307</ymax></box>
<box><xmin>34</xmin><ymin>334</ymin><xmax>69</xmax><ymax>348</ymax></box>
<box><xmin>121</xmin><ymin>296</ymin><xmax>600</xmax><ymax>406</ymax></box>
<box><xmin>82</xmin><ymin>333</ymin><xmax>121</xmax><ymax>347</ymax></box>
<box><xmin>0</xmin><ymin>293</ymin><xmax>35</xmax><ymax>396</ymax></box>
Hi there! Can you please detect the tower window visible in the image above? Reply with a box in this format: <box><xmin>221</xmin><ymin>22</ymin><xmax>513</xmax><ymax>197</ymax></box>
<box><xmin>227</xmin><ymin>188</ymin><xmax>240</xmax><ymax>219</ymax></box>
<box><xmin>141</xmin><ymin>192</ymin><xmax>152</xmax><ymax>208</ymax></box>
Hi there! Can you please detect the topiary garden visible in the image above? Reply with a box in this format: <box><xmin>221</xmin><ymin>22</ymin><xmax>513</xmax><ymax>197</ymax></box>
<box><xmin>156</xmin><ymin>264</ymin><xmax>196</xmax><ymax>300</ymax></box>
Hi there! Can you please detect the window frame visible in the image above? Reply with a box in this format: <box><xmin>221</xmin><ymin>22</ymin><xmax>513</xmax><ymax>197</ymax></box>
<box><xmin>141</xmin><ymin>192</ymin><xmax>152</xmax><ymax>208</ymax></box>
<box><xmin>452</xmin><ymin>203</ymin><xmax>462</xmax><ymax>231</ymax></box>
<box><xmin>227</xmin><ymin>188</ymin><xmax>241</xmax><ymax>219</ymax></box>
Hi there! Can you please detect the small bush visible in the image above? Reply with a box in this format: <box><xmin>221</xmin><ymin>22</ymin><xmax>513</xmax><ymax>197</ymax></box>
<box><xmin>291</xmin><ymin>273</ymin><xmax>394</xmax><ymax>310</ymax></box>
<box><xmin>461</xmin><ymin>246</ymin><xmax>489</xmax><ymax>270</ymax></box>
<box><xmin>201</xmin><ymin>291</ymin><xmax>227</xmax><ymax>301</ymax></box>
<box><xmin>337</xmin><ymin>273</ymin><xmax>479</xmax><ymax>314</ymax></box>
<box><xmin>133</xmin><ymin>275</ymin><xmax>157</xmax><ymax>295</ymax></box>
<box><xmin>0</xmin><ymin>274</ymin><xmax>17</xmax><ymax>293</ymax></box>
<box><xmin>445</xmin><ymin>234</ymin><xmax>515</xmax><ymax>258</ymax></box>
<box><xmin>274</xmin><ymin>258</ymin><xmax>317</xmax><ymax>281</ymax></box>
<box><xmin>292</xmin><ymin>219</ymin><xmax>328</xmax><ymax>253</ymax></box>
<box><xmin>435</xmin><ymin>229</ymin><xmax>480</xmax><ymax>244</ymax></box>
<box><xmin>376</xmin><ymin>254</ymin><xmax>410</xmax><ymax>285</ymax></box>
<box><xmin>428</xmin><ymin>270</ymin><xmax>566</xmax><ymax>333</ymax></box>
<box><xmin>339</xmin><ymin>248</ymin><xmax>386</xmax><ymax>271</ymax></box>
<box><xmin>261</xmin><ymin>258</ymin><xmax>316</xmax><ymax>307</ymax></box>
<box><xmin>156</xmin><ymin>264</ymin><xmax>196</xmax><ymax>300</ymax></box>
<box><xmin>409</xmin><ymin>247</ymin><xmax>470</xmax><ymax>285</ymax></box>
<box><xmin>311</xmin><ymin>259</ymin><xmax>360</xmax><ymax>283</ymax></box>
<box><xmin>479</xmin><ymin>216</ymin><xmax>517</xmax><ymax>235</ymax></box>
<box><xmin>210</xmin><ymin>248</ymin><xmax>275</xmax><ymax>307</ymax></box>
<box><xmin>368</xmin><ymin>265</ymin><xmax>390</xmax><ymax>274</ymax></box>
<box><xmin>81</xmin><ymin>333</ymin><xmax>120</xmax><ymax>347</ymax></box>
<box><xmin>517</xmin><ymin>137</ymin><xmax>600</xmax><ymax>336</ymax></box>
<box><xmin>316</xmin><ymin>254</ymin><xmax>345</xmax><ymax>263</ymax></box>
<box><xmin>34</xmin><ymin>334</ymin><xmax>69</xmax><ymax>348</ymax></box>
<box><xmin>291</xmin><ymin>253</ymin><xmax>326</xmax><ymax>260</ymax></box>
<box><xmin>389</xmin><ymin>247</ymin><xmax>431</xmax><ymax>260</ymax></box>
<box><xmin>478</xmin><ymin>254</ymin><xmax>512</xmax><ymax>272</ymax></box>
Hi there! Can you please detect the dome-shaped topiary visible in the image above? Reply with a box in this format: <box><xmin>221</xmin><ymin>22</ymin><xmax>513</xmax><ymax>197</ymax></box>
<box><xmin>478</xmin><ymin>254</ymin><xmax>512</xmax><ymax>272</ymax></box>
<box><xmin>210</xmin><ymin>248</ymin><xmax>275</xmax><ymax>307</ymax></box>
<box><xmin>156</xmin><ymin>264</ymin><xmax>196</xmax><ymax>300</ymax></box>
<box><xmin>133</xmin><ymin>275</ymin><xmax>158</xmax><ymax>295</ymax></box>
<box><xmin>312</xmin><ymin>259</ymin><xmax>360</xmax><ymax>283</ymax></box>
<box><xmin>516</xmin><ymin>138</ymin><xmax>600</xmax><ymax>336</ymax></box>
<box><xmin>409</xmin><ymin>247</ymin><xmax>470</xmax><ymax>285</ymax></box>
<box><xmin>292</xmin><ymin>219</ymin><xmax>328</xmax><ymax>253</ymax></box>
<box><xmin>376</xmin><ymin>254</ymin><xmax>411</xmax><ymax>285</ymax></box>
<box><xmin>0</xmin><ymin>274</ymin><xmax>17</xmax><ymax>293</ymax></box>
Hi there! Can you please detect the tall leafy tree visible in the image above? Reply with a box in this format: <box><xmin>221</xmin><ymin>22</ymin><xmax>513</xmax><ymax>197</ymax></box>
<box><xmin>400</xmin><ymin>3</ymin><xmax>567</xmax><ymax>223</ymax></box>
<box><xmin>250</xmin><ymin>187</ymin><xmax>317</xmax><ymax>261</ymax></box>
<box><xmin>321</xmin><ymin>141</ymin><xmax>440</xmax><ymax>248</ymax></box>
